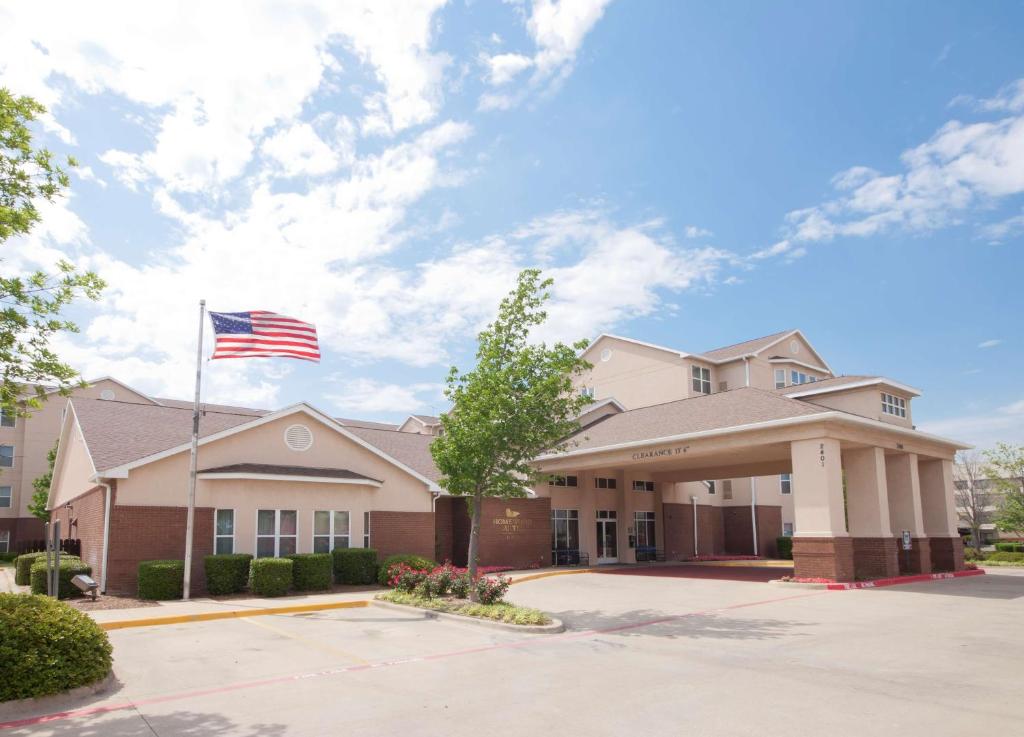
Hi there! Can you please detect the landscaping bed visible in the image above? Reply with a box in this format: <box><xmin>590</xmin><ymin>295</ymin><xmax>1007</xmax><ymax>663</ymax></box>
<box><xmin>377</xmin><ymin>590</ymin><xmax>551</xmax><ymax>625</ymax></box>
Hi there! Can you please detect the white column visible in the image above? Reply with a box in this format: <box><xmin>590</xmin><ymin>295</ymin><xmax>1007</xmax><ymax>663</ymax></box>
<box><xmin>790</xmin><ymin>438</ymin><xmax>847</xmax><ymax>537</ymax></box>
<box><xmin>918</xmin><ymin>458</ymin><xmax>960</xmax><ymax>537</ymax></box>
<box><xmin>844</xmin><ymin>447</ymin><xmax>893</xmax><ymax>537</ymax></box>
<box><xmin>886</xmin><ymin>453</ymin><xmax>925</xmax><ymax>537</ymax></box>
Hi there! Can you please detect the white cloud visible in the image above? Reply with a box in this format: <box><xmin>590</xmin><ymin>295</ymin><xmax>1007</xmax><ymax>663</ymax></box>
<box><xmin>684</xmin><ymin>225</ymin><xmax>712</xmax><ymax>239</ymax></box>
<box><xmin>978</xmin><ymin>339</ymin><xmax>1003</xmax><ymax>349</ymax></box>
<box><xmin>261</xmin><ymin>122</ymin><xmax>346</xmax><ymax>177</ymax></box>
<box><xmin>920</xmin><ymin>398</ymin><xmax>1024</xmax><ymax>451</ymax></box>
<box><xmin>981</xmin><ymin>210</ymin><xmax>1024</xmax><ymax>242</ymax></box>
<box><xmin>478</xmin><ymin>0</ymin><xmax>612</xmax><ymax>110</ymax></box>
<box><xmin>327</xmin><ymin>378</ymin><xmax>444</xmax><ymax>414</ymax></box>
<box><xmin>785</xmin><ymin>78</ymin><xmax>1024</xmax><ymax>243</ymax></box>
<box><xmin>747</xmin><ymin>239</ymin><xmax>806</xmax><ymax>262</ymax></box>
<box><xmin>951</xmin><ymin>79</ymin><xmax>1024</xmax><ymax>114</ymax></box>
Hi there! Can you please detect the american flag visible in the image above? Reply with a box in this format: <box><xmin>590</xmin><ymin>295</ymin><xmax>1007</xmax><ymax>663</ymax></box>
<box><xmin>208</xmin><ymin>311</ymin><xmax>320</xmax><ymax>362</ymax></box>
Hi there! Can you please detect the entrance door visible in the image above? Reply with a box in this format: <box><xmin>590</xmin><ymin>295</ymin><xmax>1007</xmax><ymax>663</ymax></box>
<box><xmin>596</xmin><ymin>510</ymin><xmax>618</xmax><ymax>564</ymax></box>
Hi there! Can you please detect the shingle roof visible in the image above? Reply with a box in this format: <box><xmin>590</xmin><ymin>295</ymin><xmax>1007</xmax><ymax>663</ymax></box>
<box><xmin>198</xmin><ymin>463</ymin><xmax>382</xmax><ymax>483</ymax></box>
<box><xmin>410</xmin><ymin>414</ymin><xmax>440</xmax><ymax>425</ymax></box>
<box><xmin>72</xmin><ymin>398</ymin><xmax>257</xmax><ymax>472</ymax></box>
<box><xmin>774</xmin><ymin>375</ymin><xmax>875</xmax><ymax>395</ymax></box>
<box><xmin>155</xmin><ymin>397</ymin><xmax>268</xmax><ymax>415</ymax></box>
<box><xmin>699</xmin><ymin>330</ymin><xmax>795</xmax><ymax>362</ymax></box>
<box><xmin>345</xmin><ymin>426</ymin><xmax>441</xmax><ymax>483</ymax></box>
<box><xmin>336</xmin><ymin>417</ymin><xmax>399</xmax><ymax>431</ymax></box>
<box><xmin>556</xmin><ymin>387</ymin><xmax>829</xmax><ymax>453</ymax></box>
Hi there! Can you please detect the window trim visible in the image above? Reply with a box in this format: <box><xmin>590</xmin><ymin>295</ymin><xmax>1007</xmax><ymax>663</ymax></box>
<box><xmin>214</xmin><ymin>508</ymin><xmax>234</xmax><ymax>554</ymax></box>
<box><xmin>551</xmin><ymin>508</ymin><xmax>580</xmax><ymax>552</ymax></box>
<box><xmin>774</xmin><ymin>369</ymin><xmax>786</xmax><ymax>389</ymax></box>
<box><xmin>594</xmin><ymin>476</ymin><xmax>617</xmax><ymax>490</ymax></box>
<box><xmin>549</xmin><ymin>475</ymin><xmax>579</xmax><ymax>487</ymax></box>
<box><xmin>783</xmin><ymin>522</ymin><xmax>794</xmax><ymax>537</ymax></box>
<box><xmin>881</xmin><ymin>392</ymin><xmax>907</xmax><ymax>418</ymax></box>
<box><xmin>632</xmin><ymin>479</ymin><xmax>655</xmax><ymax>492</ymax></box>
<box><xmin>255</xmin><ymin>509</ymin><xmax>298</xmax><ymax>558</ymax></box>
<box><xmin>0</xmin><ymin>529</ymin><xmax>8</xmax><ymax>553</ymax></box>
<box><xmin>691</xmin><ymin>365</ymin><xmax>711</xmax><ymax>395</ymax></box>
<box><xmin>705</xmin><ymin>480</ymin><xmax>716</xmax><ymax>495</ymax></box>
<box><xmin>579</xmin><ymin>386</ymin><xmax>596</xmax><ymax>399</ymax></box>
<box><xmin>0</xmin><ymin>409</ymin><xmax>14</xmax><ymax>428</ymax></box>
<box><xmin>780</xmin><ymin>473</ymin><xmax>792</xmax><ymax>495</ymax></box>
<box><xmin>634</xmin><ymin>510</ymin><xmax>656</xmax><ymax>548</ymax></box>
<box><xmin>0</xmin><ymin>445</ymin><xmax>13</xmax><ymax>468</ymax></box>
<box><xmin>313</xmin><ymin>510</ymin><xmax>351</xmax><ymax>553</ymax></box>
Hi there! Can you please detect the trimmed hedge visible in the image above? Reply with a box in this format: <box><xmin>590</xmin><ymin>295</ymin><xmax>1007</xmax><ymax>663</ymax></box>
<box><xmin>994</xmin><ymin>542</ymin><xmax>1024</xmax><ymax>553</ymax></box>
<box><xmin>776</xmin><ymin>536</ymin><xmax>793</xmax><ymax>560</ymax></box>
<box><xmin>377</xmin><ymin>554</ymin><xmax>438</xmax><ymax>585</ymax></box>
<box><xmin>0</xmin><ymin>593</ymin><xmax>113</xmax><ymax>702</ymax></box>
<box><xmin>333</xmin><ymin>548</ymin><xmax>378</xmax><ymax>585</ymax></box>
<box><xmin>985</xmin><ymin>551</ymin><xmax>1024</xmax><ymax>563</ymax></box>
<box><xmin>138</xmin><ymin>560</ymin><xmax>184</xmax><ymax>600</ymax></box>
<box><xmin>249</xmin><ymin>558</ymin><xmax>293</xmax><ymax>597</ymax></box>
<box><xmin>15</xmin><ymin>552</ymin><xmax>48</xmax><ymax>586</ymax></box>
<box><xmin>204</xmin><ymin>554</ymin><xmax>253</xmax><ymax>596</ymax></box>
<box><xmin>29</xmin><ymin>558</ymin><xmax>89</xmax><ymax>599</ymax></box>
<box><xmin>287</xmin><ymin>553</ymin><xmax>332</xmax><ymax>591</ymax></box>
<box><xmin>0</xmin><ymin>552</ymin><xmax>18</xmax><ymax>563</ymax></box>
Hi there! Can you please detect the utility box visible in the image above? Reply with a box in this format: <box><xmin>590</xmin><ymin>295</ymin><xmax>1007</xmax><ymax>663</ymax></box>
<box><xmin>72</xmin><ymin>574</ymin><xmax>99</xmax><ymax>600</ymax></box>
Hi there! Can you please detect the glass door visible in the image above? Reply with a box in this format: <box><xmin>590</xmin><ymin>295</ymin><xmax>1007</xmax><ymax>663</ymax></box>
<box><xmin>596</xmin><ymin>510</ymin><xmax>618</xmax><ymax>564</ymax></box>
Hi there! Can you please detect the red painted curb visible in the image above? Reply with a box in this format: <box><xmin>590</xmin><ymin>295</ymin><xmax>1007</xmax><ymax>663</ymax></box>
<box><xmin>824</xmin><ymin>568</ymin><xmax>986</xmax><ymax>590</ymax></box>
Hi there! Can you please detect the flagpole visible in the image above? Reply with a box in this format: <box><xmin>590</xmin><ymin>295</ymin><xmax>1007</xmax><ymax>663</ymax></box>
<box><xmin>183</xmin><ymin>299</ymin><xmax>206</xmax><ymax>600</ymax></box>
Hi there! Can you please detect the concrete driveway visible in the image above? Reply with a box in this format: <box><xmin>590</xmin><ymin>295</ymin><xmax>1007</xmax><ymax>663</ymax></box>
<box><xmin>4</xmin><ymin>569</ymin><xmax>1023</xmax><ymax>737</ymax></box>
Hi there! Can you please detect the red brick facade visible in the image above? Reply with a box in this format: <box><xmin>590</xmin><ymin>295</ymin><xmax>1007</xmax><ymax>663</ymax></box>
<box><xmin>447</xmin><ymin>497</ymin><xmax>551</xmax><ymax>569</ymax></box>
<box><xmin>793</xmin><ymin>536</ymin><xmax>855</xmax><ymax>581</ymax></box>
<box><xmin>851</xmin><ymin>537</ymin><xmax>900</xmax><ymax>580</ymax></box>
<box><xmin>663</xmin><ymin>503</ymin><xmax>782</xmax><ymax>560</ymax></box>
<box><xmin>722</xmin><ymin>506</ymin><xmax>782</xmax><ymax>558</ymax></box>
<box><xmin>433</xmin><ymin>496</ymin><xmax>455</xmax><ymax>562</ymax></box>
<box><xmin>897</xmin><ymin>537</ymin><xmax>932</xmax><ymax>575</ymax></box>
<box><xmin>50</xmin><ymin>486</ymin><xmax>107</xmax><ymax>580</ymax></box>
<box><xmin>927</xmin><ymin>536</ymin><xmax>964</xmax><ymax>572</ymax></box>
<box><xmin>369</xmin><ymin>511</ymin><xmax>435</xmax><ymax>561</ymax></box>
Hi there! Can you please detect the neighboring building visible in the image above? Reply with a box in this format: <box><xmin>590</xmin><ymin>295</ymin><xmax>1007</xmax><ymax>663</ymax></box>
<box><xmin>46</xmin><ymin>328</ymin><xmax>966</xmax><ymax>587</ymax></box>
<box><xmin>954</xmin><ymin>477</ymin><xmax>1024</xmax><ymax>544</ymax></box>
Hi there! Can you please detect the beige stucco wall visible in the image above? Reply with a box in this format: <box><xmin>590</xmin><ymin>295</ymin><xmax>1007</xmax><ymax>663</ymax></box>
<box><xmin>577</xmin><ymin>337</ymin><xmax>690</xmax><ymax>409</ymax></box>
<box><xmin>802</xmin><ymin>386</ymin><xmax>914</xmax><ymax>427</ymax></box>
<box><xmin>115</xmin><ymin>412</ymin><xmax>433</xmax><ymax>512</ymax></box>
<box><xmin>50</xmin><ymin>411</ymin><xmax>99</xmax><ymax>509</ymax></box>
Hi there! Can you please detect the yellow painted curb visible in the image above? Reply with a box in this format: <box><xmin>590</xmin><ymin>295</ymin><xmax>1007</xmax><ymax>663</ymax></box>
<box><xmin>510</xmin><ymin>569</ymin><xmax>594</xmax><ymax>585</ymax></box>
<box><xmin>99</xmin><ymin>599</ymin><xmax>371</xmax><ymax>631</ymax></box>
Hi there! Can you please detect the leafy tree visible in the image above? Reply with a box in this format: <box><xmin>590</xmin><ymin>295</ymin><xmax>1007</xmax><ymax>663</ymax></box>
<box><xmin>28</xmin><ymin>442</ymin><xmax>58</xmax><ymax>521</ymax></box>
<box><xmin>430</xmin><ymin>269</ymin><xmax>592</xmax><ymax>597</ymax></box>
<box><xmin>0</xmin><ymin>88</ymin><xmax>105</xmax><ymax>417</ymax></box>
<box><xmin>954</xmin><ymin>450</ymin><xmax>993</xmax><ymax>550</ymax></box>
<box><xmin>986</xmin><ymin>442</ymin><xmax>1024</xmax><ymax>535</ymax></box>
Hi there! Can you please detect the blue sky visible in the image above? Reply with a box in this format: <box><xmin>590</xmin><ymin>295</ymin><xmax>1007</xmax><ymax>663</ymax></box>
<box><xmin>1</xmin><ymin>0</ymin><xmax>1022</xmax><ymax>447</ymax></box>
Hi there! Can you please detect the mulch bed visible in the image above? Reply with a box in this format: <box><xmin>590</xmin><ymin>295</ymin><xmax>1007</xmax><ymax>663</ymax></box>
<box><xmin>66</xmin><ymin>595</ymin><xmax>160</xmax><ymax>611</ymax></box>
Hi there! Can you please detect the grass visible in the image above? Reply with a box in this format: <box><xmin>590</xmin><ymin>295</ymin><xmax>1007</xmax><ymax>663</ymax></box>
<box><xmin>978</xmin><ymin>560</ymin><xmax>1024</xmax><ymax>567</ymax></box>
<box><xmin>378</xmin><ymin>590</ymin><xmax>552</xmax><ymax>626</ymax></box>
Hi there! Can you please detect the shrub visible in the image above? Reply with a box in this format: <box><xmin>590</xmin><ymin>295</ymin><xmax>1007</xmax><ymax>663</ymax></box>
<box><xmin>962</xmin><ymin>547</ymin><xmax>982</xmax><ymax>562</ymax></box>
<box><xmin>984</xmin><ymin>551</ymin><xmax>1024</xmax><ymax>563</ymax></box>
<box><xmin>474</xmin><ymin>575</ymin><xmax>511</xmax><ymax>605</ymax></box>
<box><xmin>0</xmin><ymin>593</ymin><xmax>112</xmax><ymax>702</ymax></box>
<box><xmin>450</xmin><ymin>572</ymin><xmax>472</xmax><ymax>599</ymax></box>
<box><xmin>994</xmin><ymin>542</ymin><xmax>1024</xmax><ymax>553</ymax></box>
<box><xmin>388</xmin><ymin>563</ymin><xmax>429</xmax><ymax>592</ymax></box>
<box><xmin>776</xmin><ymin>536</ymin><xmax>793</xmax><ymax>560</ymax></box>
<box><xmin>0</xmin><ymin>552</ymin><xmax>18</xmax><ymax>563</ymax></box>
<box><xmin>137</xmin><ymin>560</ymin><xmax>184</xmax><ymax>600</ymax></box>
<box><xmin>377</xmin><ymin>554</ymin><xmax>436</xmax><ymax>585</ymax></box>
<box><xmin>249</xmin><ymin>558</ymin><xmax>293</xmax><ymax>597</ymax></box>
<box><xmin>287</xmin><ymin>553</ymin><xmax>332</xmax><ymax>591</ymax></box>
<box><xmin>332</xmin><ymin>548</ymin><xmax>378</xmax><ymax>585</ymax></box>
<box><xmin>28</xmin><ymin>557</ymin><xmax>89</xmax><ymax>599</ymax></box>
<box><xmin>15</xmin><ymin>552</ymin><xmax>48</xmax><ymax>586</ymax></box>
<box><xmin>204</xmin><ymin>554</ymin><xmax>253</xmax><ymax>596</ymax></box>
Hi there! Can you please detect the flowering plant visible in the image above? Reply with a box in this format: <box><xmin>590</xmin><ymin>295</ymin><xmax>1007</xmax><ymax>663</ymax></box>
<box><xmin>388</xmin><ymin>563</ymin><xmax>430</xmax><ymax>592</ymax></box>
<box><xmin>474</xmin><ymin>575</ymin><xmax>511</xmax><ymax>604</ymax></box>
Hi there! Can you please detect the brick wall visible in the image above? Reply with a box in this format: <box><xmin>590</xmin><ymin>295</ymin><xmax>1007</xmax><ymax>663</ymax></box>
<box><xmin>928</xmin><ymin>536</ymin><xmax>964</xmax><ymax>572</ymax></box>
<box><xmin>663</xmin><ymin>503</ymin><xmax>725</xmax><ymax>560</ymax></box>
<box><xmin>370</xmin><ymin>511</ymin><xmax>435</xmax><ymax>561</ymax></box>
<box><xmin>50</xmin><ymin>485</ymin><xmax>107</xmax><ymax>581</ymax></box>
<box><xmin>852</xmin><ymin>537</ymin><xmax>900</xmax><ymax>580</ymax></box>
<box><xmin>792</xmin><ymin>537</ymin><xmax>855</xmax><ymax>581</ymax></box>
<box><xmin>105</xmin><ymin>504</ymin><xmax>214</xmax><ymax>594</ymax></box>
<box><xmin>448</xmin><ymin>497</ymin><xmax>551</xmax><ymax>569</ymax></box>
<box><xmin>897</xmin><ymin>537</ymin><xmax>932</xmax><ymax>575</ymax></box>
<box><xmin>434</xmin><ymin>496</ymin><xmax>455</xmax><ymax>563</ymax></box>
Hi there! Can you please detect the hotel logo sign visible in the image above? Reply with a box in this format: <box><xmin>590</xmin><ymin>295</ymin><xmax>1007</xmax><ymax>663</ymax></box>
<box><xmin>492</xmin><ymin>507</ymin><xmax>533</xmax><ymax>539</ymax></box>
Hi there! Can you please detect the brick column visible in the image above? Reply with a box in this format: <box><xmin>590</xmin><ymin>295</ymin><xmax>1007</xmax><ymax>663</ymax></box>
<box><xmin>845</xmin><ymin>447</ymin><xmax>899</xmax><ymax>579</ymax></box>
<box><xmin>918</xmin><ymin>458</ymin><xmax>965</xmax><ymax>572</ymax></box>
<box><xmin>791</xmin><ymin>438</ymin><xmax>854</xmax><ymax>581</ymax></box>
<box><xmin>886</xmin><ymin>453</ymin><xmax>930</xmax><ymax>574</ymax></box>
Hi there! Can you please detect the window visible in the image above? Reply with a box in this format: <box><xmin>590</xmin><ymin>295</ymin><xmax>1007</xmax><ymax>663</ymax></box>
<box><xmin>705</xmin><ymin>480</ymin><xmax>716</xmax><ymax>495</ymax></box>
<box><xmin>214</xmin><ymin>509</ymin><xmax>234</xmax><ymax>554</ymax></box>
<box><xmin>722</xmin><ymin>480</ymin><xmax>733</xmax><ymax>500</ymax></box>
<box><xmin>0</xmin><ymin>409</ymin><xmax>14</xmax><ymax>428</ymax></box>
<box><xmin>551</xmin><ymin>509</ymin><xmax>579</xmax><ymax>551</ymax></box>
<box><xmin>634</xmin><ymin>511</ymin><xmax>656</xmax><ymax>548</ymax></box>
<box><xmin>780</xmin><ymin>473</ymin><xmax>792</xmax><ymax>494</ymax></box>
<box><xmin>783</xmin><ymin>522</ymin><xmax>794</xmax><ymax>537</ymax></box>
<box><xmin>256</xmin><ymin>509</ymin><xmax>297</xmax><ymax>558</ymax></box>
<box><xmin>0</xmin><ymin>446</ymin><xmax>13</xmax><ymax>468</ymax></box>
<box><xmin>632</xmin><ymin>479</ymin><xmax>655</xmax><ymax>492</ymax></box>
<box><xmin>579</xmin><ymin>386</ymin><xmax>595</xmax><ymax>399</ymax></box>
<box><xmin>0</xmin><ymin>530</ymin><xmax>8</xmax><ymax>553</ymax></box>
<box><xmin>549</xmin><ymin>475</ymin><xmax>578</xmax><ymax>487</ymax></box>
<box><xmin>594</xmin><ymin>477</ymin><xmax>617</xmax><ymax>489</ymax></box>
<box><xmin>314</xmin><ymin>511</ymin><xmax>350</xmax><ymax>553</ymax></box>
<box><xmin>691</xmin><ymin>365</ymin><xmax>711</xmax><ymax>395</ymax></box>
<box><xmin>363</xmin><ymin>511</ymin><xmax>370</xmax><ymax>548</ymax></box>
<box><xmin>774</xmin><ymin>369</ymin><xmax>786</xmax><ymax>389</ymax></box>
<box><xmin>0</xmin><ymin>486</ymin><xmax>10</xmax><ymax>508</ymax></box>
<box><xmin>790</xmin><ymin>370</ymin><xmax>815</xmax><ymax>386</ymax></box>
<box><xmin>881</xmin><ymin>392</ymin><xmax>907</xmax><ymax>418</ymax></box>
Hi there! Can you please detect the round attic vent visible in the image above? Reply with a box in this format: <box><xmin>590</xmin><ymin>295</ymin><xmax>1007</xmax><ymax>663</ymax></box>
<box><xmin>600</xmin><ymin>348</ymin><xmax>613</xmax><ymax>362</ymax></box>
<box><xmin>284</xmin><ymin>424</ymin><xmax>313</xmax><ymax>451</ymax></box>
<box><xmin>99</xmin><ymin>389</ymin><xmax>116</xmax><ymax>400</ymax></box>
<box><xmin>789</xmin><ymin>339</ymin><xmax>800</xmax><ymax>355</ymax></box>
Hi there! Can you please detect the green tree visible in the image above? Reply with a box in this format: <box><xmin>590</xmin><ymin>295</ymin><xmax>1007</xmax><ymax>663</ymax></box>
<box><xmin>986</xmin><ymin>442</ymin><xmax>1024</xmax><ymax>535</ymax></box>
<box><xmin>28</xmin><ymin>442</ymin><xmax>58</xmax><ymax>521</ymax></box>
<box><xmin>1</xmin><ymin>88</ymin><xmax>105</xmax><ymax>417</ymax></box>
<box><xmin>430</xmin><ymin>269</ymin><xmax>592</xmax><ymax>596</ymax></box>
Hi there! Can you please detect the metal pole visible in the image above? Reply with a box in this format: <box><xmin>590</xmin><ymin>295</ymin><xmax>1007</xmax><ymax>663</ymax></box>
<box><xmin>182</xmin><ymin>299</ymin><xmax>206</xmax><ymax>600</ymax></box>
<box><xmin>691</xmin><ymin>495</ymin><xmax>699</xmax><ymax>558</ymax></box>
<box><xmin>750</xmin><ymin>477</ymin><xmax>759</xmax><ymax>557</ymax></box>
<box><xmin>44</xmin><ymin>522</ymin><xmax>52</xmax><ymax>597</ymax></box>
<box><xmin>53</xmin><ymin>520</ymin><xmax>60</xmax><ymax>598</ymax></box>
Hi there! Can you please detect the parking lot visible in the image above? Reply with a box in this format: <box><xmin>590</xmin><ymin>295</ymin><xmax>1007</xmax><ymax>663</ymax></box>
<box><xmin>5</xmin><ymin>568</ymin><xmax>1023</xmax><ymax>737</ymax></box>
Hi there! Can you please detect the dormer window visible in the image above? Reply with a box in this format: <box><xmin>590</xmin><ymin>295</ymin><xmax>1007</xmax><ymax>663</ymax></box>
<box><xmin>790</xmin><ymin>370</ymin><xmax>815</xmax><ymax>385</ymax></box>
<box><xmin>691</xmin><ymin>365</ymin><xmax>711</xmax><ymax>394</ymax></box>
<box><xmin>881</xmin><ymin>392</ymin><xmax>906</xmax><ymax>418</ymax></box>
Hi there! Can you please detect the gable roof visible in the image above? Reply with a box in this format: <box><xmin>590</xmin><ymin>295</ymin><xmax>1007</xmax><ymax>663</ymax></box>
<box><xmin>336</xmin><ymin>417</ymin><xmax>399</xmax><ymax>431</ymax></box>
<box><xmin>345</xmin><ymin>426</ymin><xmax>441</xmax><ymax>483</ymax></box>
<box><xmin>198</xmin><ymin>463</ymin><xmax>383</xmax><ymax>485</ymax></box>
<box><xmin>776</xmin><ymin>375</ymin><xmax>921</xmax><ymax>398</ymax></box>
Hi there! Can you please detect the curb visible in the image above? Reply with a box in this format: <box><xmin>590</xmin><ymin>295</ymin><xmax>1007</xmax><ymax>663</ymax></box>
<box><xmin>98</xmin><ymin>599</ymin><xmax>370</xmax><ymax>631</ymax></box>
<box><xmin>0</xmin><ymin>672</ymin><xmax>116</xmax><ymax>718</ymax></box>
<box><xmin>768</xmin><ymin>568</ymin><xmax>986</xmax><ymax>591</ymax></box>
<box><xmin>371</xmin><ymin>600</ymin><xmax>565</xmax><ymax>634</ymax></box>
<box><xmin>509</xmin><ymin>569</ymin><xmax>593</xmax><ymax>585</ymax></box>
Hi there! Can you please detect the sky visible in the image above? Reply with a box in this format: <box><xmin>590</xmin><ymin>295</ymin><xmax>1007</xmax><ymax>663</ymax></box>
<box><xmin>0</xmin><ymin>0</ymin><xmax>1022</xmax><ymax>448</ymax></box>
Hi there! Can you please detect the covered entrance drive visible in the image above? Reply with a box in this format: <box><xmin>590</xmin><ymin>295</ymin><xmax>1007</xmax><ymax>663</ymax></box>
<box><xmin>533</xmin><ymin>389</ymin><xmax>967</xmax><ymax>582</ymax></box>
